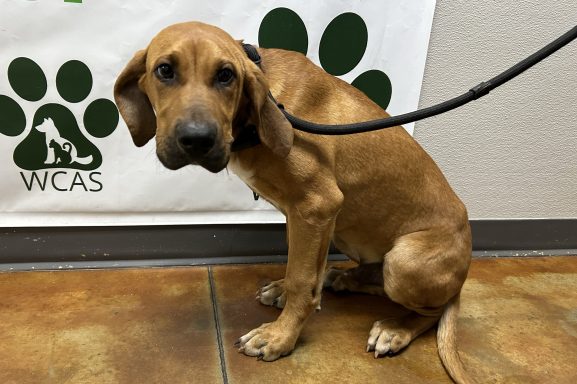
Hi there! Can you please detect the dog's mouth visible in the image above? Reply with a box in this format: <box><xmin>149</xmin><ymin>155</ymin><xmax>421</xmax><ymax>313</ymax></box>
<box><xmin>156</xmin><ymin>139</ymin><xmax>230</xmax><ymax>173</ymax></box>
<box><xmin>198</xmin><ymin>152</ymin><xmax>230</xmax><ymax>173</ymax></box>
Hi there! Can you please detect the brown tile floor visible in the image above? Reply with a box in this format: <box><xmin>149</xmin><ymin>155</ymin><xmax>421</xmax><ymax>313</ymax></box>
<box><xmin>0</xmin><ymin>257</ymin><xmax>576</xmax><ymax>384</ymax></box>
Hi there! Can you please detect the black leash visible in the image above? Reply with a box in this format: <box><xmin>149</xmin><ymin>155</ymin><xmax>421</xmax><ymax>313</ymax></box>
<box><xmin>243</xmin><ymin>24</ymin><xmax>577</xmax><ymax>136</ymax></box>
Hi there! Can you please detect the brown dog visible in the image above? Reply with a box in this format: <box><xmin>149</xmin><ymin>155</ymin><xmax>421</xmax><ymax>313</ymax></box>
<box><xmin>114</xmin><ymin>22</ymin><xmax>473</xmax><ymax>384</ymax></box>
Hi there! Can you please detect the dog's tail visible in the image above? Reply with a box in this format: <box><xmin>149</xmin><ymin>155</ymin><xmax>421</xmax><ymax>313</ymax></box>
<box><xmin>72</xmin><ymin>154</ymin><xmax>94</xmax><ymax>166</ymax></box>
<box><xmin>437</xmin><ymin>293</ymin><xmax>474</xmax><ymax>384</ymax></box>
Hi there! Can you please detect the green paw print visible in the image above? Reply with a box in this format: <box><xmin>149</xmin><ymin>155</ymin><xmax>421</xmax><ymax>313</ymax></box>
<box><xmin>259</xmin><ymin>8</ymin><xmax>392</xmax><ymax>110</ymax></box>
<box><xmin>0</xmin><ymin>57</ymin><xmax>119</xmax><ymax>171</ymax></box>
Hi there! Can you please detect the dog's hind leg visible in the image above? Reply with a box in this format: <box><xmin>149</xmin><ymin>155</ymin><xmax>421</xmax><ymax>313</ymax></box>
<box><xmin>257</xmin><ymin>279</ymin><xmax>286</xmax><ymax>309</ymax></box>
<box><xmin>367</xmin><ymin>228</ymin><xmax>467</xmax><ymax>352</ymax></box>
<box><xmin>367</xmin><ymin>227</ymin><xmax>473</xmax><ymax>383</ymax></box>
<box><xmin>260</xmin><ymin>261</ymin><xmax>386</xmax><ymax>309</ymax></box>
<box><xmin>367</xmin><ymin>311</ymin><xmax>441</xmax><ymax>356</ymax></box>
<box><xmin>323</xmin><ymin>263</ymin><xmax>385</xmax><ymax>296</ymax></box>
<box><xmin>259</xmin><ymin>262</ymin><xmax>385</xmax><ymax>309</ymax></box>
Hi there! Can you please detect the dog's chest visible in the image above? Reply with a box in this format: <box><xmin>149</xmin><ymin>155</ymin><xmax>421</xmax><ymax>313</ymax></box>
<box><xmin>228</xmin><ymin>156</ymin><xmax>256</xmax><ymax>183</ymax></box>
<box><xmin>227</xmin><ymin>156</ymin><xmax>285</xmax><ymax>214</ymax></box>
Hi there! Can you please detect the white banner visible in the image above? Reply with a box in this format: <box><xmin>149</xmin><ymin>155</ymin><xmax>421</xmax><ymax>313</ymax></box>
<box><xmin>0</xmin><ymin>0</ymin><xmax>436</xmax><ymax>227</ymax></box>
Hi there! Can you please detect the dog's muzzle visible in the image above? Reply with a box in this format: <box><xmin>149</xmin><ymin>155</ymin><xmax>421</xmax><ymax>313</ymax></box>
<box><xmin>176</xmin><ymin>121</ymin><xmax>217</xmax><ymax>157</ymax></box>
<box><xmin>157</xmin><ymin>121</ymin><xmax>229</xmax><ymax>173</ymax></box>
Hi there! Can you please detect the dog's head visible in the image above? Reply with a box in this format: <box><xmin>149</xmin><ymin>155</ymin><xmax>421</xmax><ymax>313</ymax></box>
<box><xmin>114</xmin><ymin>21</ymin><xmax>293</xmax><ymax>173</ymax></box>
<box><xmin>35</xmin><ymin>118</ymin><xmax>56</xmax><ymax>133</ymax></box>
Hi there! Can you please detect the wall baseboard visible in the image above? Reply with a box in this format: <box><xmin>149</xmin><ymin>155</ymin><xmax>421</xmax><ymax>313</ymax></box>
<box><xmin>1</xmin><ymin>219</ymin><xmax>575</xmax><ymax>270</ymax></box>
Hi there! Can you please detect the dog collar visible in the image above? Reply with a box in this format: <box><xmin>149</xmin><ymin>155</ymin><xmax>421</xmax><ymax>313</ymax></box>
<box><xmin>230</xmin><ymin>44</ymin><xmax>265</xmax><ymax>153</ymax></box>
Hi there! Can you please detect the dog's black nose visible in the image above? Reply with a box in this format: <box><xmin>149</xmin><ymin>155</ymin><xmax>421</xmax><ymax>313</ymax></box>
<box><xmin>176</xmin><ymin>122</ymin><xmax>217</xmax><ymax>156</ymax></box>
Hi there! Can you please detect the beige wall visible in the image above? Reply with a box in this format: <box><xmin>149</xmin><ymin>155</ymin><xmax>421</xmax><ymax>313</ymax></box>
<box><xmin>414</xmin><ymin>1</ymin><xmax>577</xmax><ymax>219</ymax></box>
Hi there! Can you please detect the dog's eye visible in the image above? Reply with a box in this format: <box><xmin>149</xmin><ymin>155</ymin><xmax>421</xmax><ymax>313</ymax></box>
<box><xmin>155</xmin><ymin>63</ymin><xmax>175</xmax><ymax>81</ymax></box>
<box><xmin>216</xmin><ymin>68</ymin><xmax>234</xmax><ymax>85</ymax></box>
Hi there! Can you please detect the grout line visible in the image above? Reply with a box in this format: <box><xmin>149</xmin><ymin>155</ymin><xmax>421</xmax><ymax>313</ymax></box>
<box><xmin>208</xmin><ymin>266</ymin><xmax>229</xmax><ymax>384</ymax></box>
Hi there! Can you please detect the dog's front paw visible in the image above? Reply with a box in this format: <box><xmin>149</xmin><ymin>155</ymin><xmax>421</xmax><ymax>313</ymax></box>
<box><xmin>235</xmin><ymin>322</ymin><xmax>297</xmax><ymax>361</ymax></box>
<box><xmin>256</xmin><ymin>279</ymin><xmax>286</xmax><ymax>308</ymax></box>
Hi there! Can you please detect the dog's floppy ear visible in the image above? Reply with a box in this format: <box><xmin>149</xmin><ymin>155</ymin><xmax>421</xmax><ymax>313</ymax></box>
<box><xmin>244</xmin><ymin>63</ymin><xmax>293</xmax><ymax>158</ymax></box>
<box><xmin>114</xmin><ymin>49</ymin><xmax>156</xmax><ymax>147</ymax></box>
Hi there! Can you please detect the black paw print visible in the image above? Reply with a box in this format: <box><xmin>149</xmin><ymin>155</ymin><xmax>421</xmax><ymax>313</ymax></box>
<box><xmin>0</xmin><ymin>57</ymin><xmax>119</xmax><ymax>171</ymax></box>
<box><xmin>259</xmin><ymin>8</ymin><xmax>392</xmax><ymax>109</ymax></box>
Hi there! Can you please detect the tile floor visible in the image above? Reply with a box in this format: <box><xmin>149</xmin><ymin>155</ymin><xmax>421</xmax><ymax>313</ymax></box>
<box><xmin>0</xmin><ymin>257</ymin><xmax>576</xmax><ymax>384</ymax></box>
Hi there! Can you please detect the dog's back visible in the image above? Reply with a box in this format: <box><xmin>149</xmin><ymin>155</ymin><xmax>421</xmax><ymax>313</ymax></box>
<box><xmin>259</xmin><ymin>47</ymin><xmax>468</xmax><ymax>256</ymax></box>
